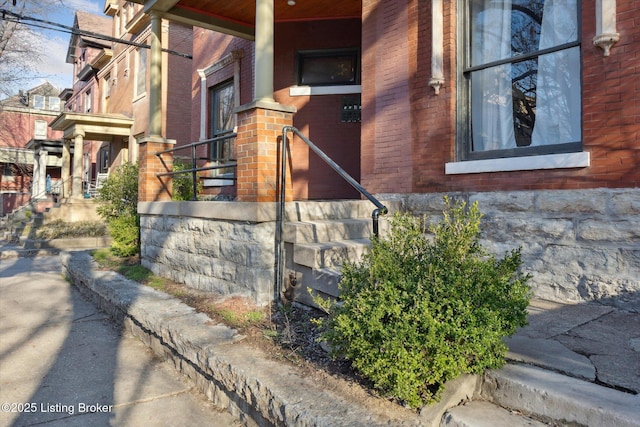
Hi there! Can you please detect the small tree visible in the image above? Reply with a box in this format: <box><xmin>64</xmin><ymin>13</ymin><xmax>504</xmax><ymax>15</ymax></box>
<box><xmin>96</xmin><ymin>162</ymin><xmax>139</xmax><ymax>256</ymax></box>
<box><xmin>316</xmin><ymin>198</ymin><xmax>531</xmax><ymax>408</ymax></box>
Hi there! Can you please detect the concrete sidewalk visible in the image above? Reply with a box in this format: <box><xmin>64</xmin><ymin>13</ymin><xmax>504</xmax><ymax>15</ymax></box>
<box><xmin>506</xmin><ymin>298</ymin><xmax>640</xmax><ymax>395</ymax></box>
<box><xmin>0</xmin><ymin>256</ymin><xmax>241</xmax><ymax>427</ymax></box>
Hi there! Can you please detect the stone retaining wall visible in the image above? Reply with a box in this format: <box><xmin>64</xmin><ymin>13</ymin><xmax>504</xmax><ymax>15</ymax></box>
<box><xmin>138</xmin><ymin>201</ymin><xmax>278</xmax><ymax>306</ymax></box>
<box><xmin>396</xmin><ymin>189</ymin><xmax>640</xmax><ymax>312</ymax></box>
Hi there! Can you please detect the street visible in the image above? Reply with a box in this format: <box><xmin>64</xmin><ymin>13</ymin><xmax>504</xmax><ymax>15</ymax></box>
<box><xmin>0</xmin><ymin>255</ymin><xmax>241</xmax><ymax>427</ymax></box>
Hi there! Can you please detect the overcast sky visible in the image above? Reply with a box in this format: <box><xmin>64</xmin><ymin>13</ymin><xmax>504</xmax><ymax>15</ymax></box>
<box><xmin>14</xmin><ymin>0</ymin><xmax>104</xmax><ymax>94</ymax></box>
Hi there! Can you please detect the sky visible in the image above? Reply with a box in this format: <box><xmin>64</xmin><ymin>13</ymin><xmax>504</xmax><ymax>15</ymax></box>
<box><xmin>8</xmin><ymin>0</ymin><xmax>104</xmax><ymax>95</ymax></box>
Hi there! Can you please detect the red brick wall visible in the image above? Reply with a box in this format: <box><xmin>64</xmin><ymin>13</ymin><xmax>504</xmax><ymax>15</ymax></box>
<box><xmin>275</xmin><ymin>20</ymin><xmax>362</xmax><ymax>200</ymax></box>
<box><xmin>165</xmin><ymin>22</ymin><xmax>193</xmax><ymax>147</ymax></box>
<box><xmin>362</xmin><ymin>0</ymin><xmax>640</xmax><ymax>194</ymax></box>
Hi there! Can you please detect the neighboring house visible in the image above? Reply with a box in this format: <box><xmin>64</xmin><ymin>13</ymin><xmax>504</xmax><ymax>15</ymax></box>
<box><xmin>50</xmin><ymin>3</ymin><xmax>192</xmax><ymax>202</ymax></box>
<box><xmin>0</xmin><ymin>82</ymin><xmax>65</xmax><ymax>215</ymax></box>
<box><xmin>132</xmin><ymin>0</ymin><xmax>638</xmax><ymax>310</ymax></box>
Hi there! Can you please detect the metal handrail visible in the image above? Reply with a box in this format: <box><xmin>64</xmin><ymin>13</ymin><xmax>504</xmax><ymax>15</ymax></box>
<box><xmin>155</xmin><ymin>133</ymin><xmax>237</xmax><ymax>200</ymax></box>
<box><xmin>276</xmin><ymin>126</ymin><xmax>388</xmax><ymax>300</ymax></box>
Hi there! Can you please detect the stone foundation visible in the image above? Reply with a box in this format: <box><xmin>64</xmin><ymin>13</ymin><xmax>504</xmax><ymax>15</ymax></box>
<box><xmin>138</xmin><ymin>201</ymin><xmax>277</xmax><ymax>306</ymax></box>
<box><xmin>394</xmin><ymin>188</ymin><xmax>640</xmax><ymax>312</ymax></box>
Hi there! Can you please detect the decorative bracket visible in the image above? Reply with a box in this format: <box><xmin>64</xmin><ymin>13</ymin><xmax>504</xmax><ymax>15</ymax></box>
<box><xmin>593</xmin><ymin>0</ymin><xmax>620</xmax><ymax>57</ymax></box>
<box><xmin>429</xmin><ymin>0</ymin><xmax>444</xmax><ymax>95</ymax></box>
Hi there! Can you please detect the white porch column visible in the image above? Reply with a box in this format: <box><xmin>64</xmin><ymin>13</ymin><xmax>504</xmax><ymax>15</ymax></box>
<box><xmin>62</xmin><ymin>139</ymin><xmax>71</xmax><ymax>198</ymax></box>
<box><xmin>149</xmin><ymin>11</ymin><xmax>163</xmax><ymax>137</ymax></box>
<box><xmin>72</xmin><ymin>131</ymin><xmax>84</xmax><ymax>199</ymax></box>
<box><xmin>254</xmin><ymin>0</ymin><xmax>275</xmax><ymax>102</ymax></box>
<box><xmin>36</xmin><ymin>149</ymin><xmax>48</xmax><ymax>199</ymax></box>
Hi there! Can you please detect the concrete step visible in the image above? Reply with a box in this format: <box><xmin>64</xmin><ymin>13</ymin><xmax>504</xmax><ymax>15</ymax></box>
<box><xmin>292</xmin><ymin>238</ymin><xmax>370</xmax><ymax>269</ymax></box>
<box><xmin>284</xmin><ymin>199</ymin><xmax>400</xmax><ymax>222</ymax></box>
<box><xmin>284</xmin><ymin>218</ymin><xmax>373</xmax><ymax>244</ymax></box>
<box><xmin>442</xmin><ymin>401</ymin><xmax>546</xmax><ymax>427</ymax></box>
<box><xmin>479</xmin><ymin>364</ymin><xmax>640</xmax><ymax>427</ymax></box>
<box><xmin>285</xmin><ymin>266</ymin><xmax>342</xmax><ymax>305</ymax></box>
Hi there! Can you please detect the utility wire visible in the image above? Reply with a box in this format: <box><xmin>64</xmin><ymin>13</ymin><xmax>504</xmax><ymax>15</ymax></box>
<box><xmin>0</xmin><ymin>8</ymin><xmax>192</xmax><ymax>59</ymax></box>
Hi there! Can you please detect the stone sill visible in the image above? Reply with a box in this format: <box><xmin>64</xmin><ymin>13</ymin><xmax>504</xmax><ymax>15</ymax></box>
<box><xmin>445</xmin><ymin>152</ymin><xmax>590</xmax><ymax>175</ymax></box>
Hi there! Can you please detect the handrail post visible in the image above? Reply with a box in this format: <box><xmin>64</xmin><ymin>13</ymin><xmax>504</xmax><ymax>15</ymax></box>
<box><xmin>191</xmin><ymin>143</ymin><xmax>197</xmax><ymax>200</ymax></box>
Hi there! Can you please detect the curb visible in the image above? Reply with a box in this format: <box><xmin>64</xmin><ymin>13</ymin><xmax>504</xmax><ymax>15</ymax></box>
<box><xmin>61</xmin><ymin>251</ymin><xmax>424</xmax><ymax>427</ymax></box>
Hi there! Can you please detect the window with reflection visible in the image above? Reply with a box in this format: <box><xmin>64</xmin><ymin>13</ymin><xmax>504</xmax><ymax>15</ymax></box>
<box><xmin>296</xmin><ymin>49</ymin><xmax>360</xmax><ymax>86</ymax></box>
<box><xmin>208</xmin><ymin>80</ymin><xmax>235</xmax><ymax>177</ymax></box>
<box><xmin>461</xmin><ymin>0</ymin><xmax>581</xmax><ymax>159</ymax></box>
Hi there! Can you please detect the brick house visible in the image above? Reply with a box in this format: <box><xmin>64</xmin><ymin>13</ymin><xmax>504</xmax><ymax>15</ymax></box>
<box><xmin>50</xmin><ymin>3</ymin><xmax>192</xmax><ymax>206</ymax></box>
<box><xmin>133</xmin><ymin>0</ymin><xmax>639</xmax><ymax>309</ymax></box>
<box><xmin>0</xmin><ymin>82</ymin><xmax>65</xmax><ymax>215</ymax></box>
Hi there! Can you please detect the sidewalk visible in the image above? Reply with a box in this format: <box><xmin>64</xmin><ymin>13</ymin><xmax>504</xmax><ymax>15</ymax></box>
<box><xmin>506</xmin><ymin>298</ymin><xmax>640</xmax><ymax>395</ymax></box>
<box><xmin>0</xmin><ymin>255</ymin><xmax>241</xmax><ymax>427</ymax></box>
<box><xmin>2</xmin><ymin>244</ymin><xmax>639</xmax><ymax>426</ymax></box>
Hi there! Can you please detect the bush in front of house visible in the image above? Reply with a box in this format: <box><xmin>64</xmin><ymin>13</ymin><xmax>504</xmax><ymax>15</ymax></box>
<box><xmin>172</xmin><ymin>158</ymin><xmax>202</xmax><ymax>201</ymax></box>
<box><xmin>96</xmin><ymin>162</ymin><xmax>139</xmax><ymax>257</ymax></box>
<box><xmin>316</xmin><ymin>197</ymin><xmax>531</xmax><ymax>409</ymax></box>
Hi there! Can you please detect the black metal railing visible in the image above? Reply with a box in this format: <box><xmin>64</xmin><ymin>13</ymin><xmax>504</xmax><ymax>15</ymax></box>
<box><xmin>275</xmin><ymin>126</ymin><xmax>388</xmax><ymax>300</ymax></box>
<box><xmin>155</xmin><ymin>133</ymin><xmax>237</xmax><ymax>200</ymax></box>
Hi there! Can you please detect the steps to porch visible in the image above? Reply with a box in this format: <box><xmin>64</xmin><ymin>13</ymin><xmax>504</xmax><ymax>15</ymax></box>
<box><xmin>282</xmin><ymin>199</ymin><xmax>401</xmax><ymax>306</ymax></box>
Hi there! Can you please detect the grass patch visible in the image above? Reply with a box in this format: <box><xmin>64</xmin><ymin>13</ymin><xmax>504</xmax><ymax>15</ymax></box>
<box><xmin>36</xmin><ymin>220</ymin><xmax>108</xmax><ymax>240</ymax></box>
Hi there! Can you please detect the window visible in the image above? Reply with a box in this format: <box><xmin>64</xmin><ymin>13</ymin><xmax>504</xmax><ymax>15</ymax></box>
<box><xmin>135</xmin><ymin>47</ymin><xmax>147</xmax><ymax>97</ymax></box>
<box><xmin>48</xmin><ymin>96</ymin><xmax>60</xmax><ymax>111</ymax></box>
<box><xmin>104</xmin><ymin>73</ymin><xmax>111</xmax><ymax>111</ymax></box>
<box><xmin>460</xmin><ymin>0</ymin><xmax>581</xmax><ymax>160</ymax></box>
<box><xmin>85</xmin><ymin>90</ymin><xmax>92</xmax><ymax>113</ymax></box>
<box><xmin>33</xmin><ymin>95</ymin><xmax>45</xmax><ymax>110</ymax></box>
<box><xmin>34</xmin><ymin>120</ymin><xmax>47</xmax><ymax>139</ymax></box>
<box><xmin>208</xmin><ymin>81</ymin><xmax>235</xmax><ymax>177</ymax></box>
<box><xmin>98</xmin><ymin>146</ymin><xmax>110</xmax><ymax>173</ymax></box>
<box><xmin>2</xmin><ymin>164</ymin><xmax>14</xmax><ymax>181</ymax></box>
<box><xmin>296</xmin><ymin>49</ymin><xmax>360</xmax><ymax>86</ymax></box>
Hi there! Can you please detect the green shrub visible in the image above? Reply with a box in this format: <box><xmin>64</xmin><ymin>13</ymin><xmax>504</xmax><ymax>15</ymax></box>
<box><xmin>172</xmin><ymin>159</ymin><xmax>202</xmax><ymax>201</ymax></box>
<box><xmin>316</xmin><ymin>198</ymin><xmax>531</xmax><ymax>409</ymax></box>
<box><xmin>106</xmin><ymin>213</ymin><xmax>139</xmax><ymax>257</ymax></box>
<box><xmin>96</xmin><ymin>163</ymin><xmax>139</xmax><ymax>256</ymax></box>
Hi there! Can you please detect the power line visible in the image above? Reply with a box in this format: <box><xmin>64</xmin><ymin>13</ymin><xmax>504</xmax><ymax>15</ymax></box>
<box><xmin>0</xmin><ymin>8</ymin><xmax>193</xmax><ymax>59</ymax></box>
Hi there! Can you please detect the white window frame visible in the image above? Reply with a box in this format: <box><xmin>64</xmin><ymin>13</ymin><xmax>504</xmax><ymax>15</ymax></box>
<box><xmin>34</xmin><ymin>120</ymin><xmax>47</xmax><ymax>139</ymax></box>
<box><xmin>134</xmin><ymin>47</ymin><xmax>147</xmax><ymax>99</ymax></box>
<box><xmin>450</xmin><ymin>0</ymin><xmax>586</xmax><ymax>174</ymax></box>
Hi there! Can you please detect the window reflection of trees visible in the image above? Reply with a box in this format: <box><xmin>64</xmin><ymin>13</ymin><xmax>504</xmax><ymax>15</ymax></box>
<box><xmin>511</xmin><ymin>1</ymin><xmax>543</xmax><ymax>147</ymax></box>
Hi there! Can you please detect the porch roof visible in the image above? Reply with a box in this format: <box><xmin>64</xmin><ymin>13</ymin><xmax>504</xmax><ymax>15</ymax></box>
<box><xmin>49</xmin><ymin>112</ymin><xmax>134</xmax><ymax>141</ymax></box>
<box><xmin>131</xmin><ymin>0</ymin><xmax>361</xmax><ymax>39</ymax></box>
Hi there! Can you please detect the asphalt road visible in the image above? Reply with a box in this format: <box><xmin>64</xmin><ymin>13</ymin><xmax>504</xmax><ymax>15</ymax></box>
<box><xmin>0</xmin><ymin>255</ymin><xmax>241</xmax><ymax>427</ymax></box>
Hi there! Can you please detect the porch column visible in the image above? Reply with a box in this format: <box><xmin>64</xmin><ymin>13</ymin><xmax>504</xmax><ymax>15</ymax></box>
<box><xmin>138</xmin><ymin>138</ymin><xmax>174</xmax><ymax>202</ymax></box>
<box><xmin>72</xmin><ymin>131</ymin><xmax>84</xmax><ymax>199</ymax></box>
<box><xmin>254</xmin><ymin>0</ymin><xmax>274</xmax><ymax>102</ymax></box>
<box><xmin>235</xmin><ymin>104</ymin><xmax>295</xmax><ymax>202</ymax></box>
<box><xmin>62</xmin><ymin>139</ymin><xmax>71</xmax><ymax>198</ymax></box>
<box><xmin>36</xmin><ymin>149</ymin><xmax>47</xmax><ymax>199</ymax></box>
<box><xmin>31</xmin><ymin>149</ymin><xmax>45</xmax><ymax>199</ymax></box>
<box><xmin>149</xmin><ymin>11</ymin><xmax>163</xmax><ymax>137</ymax></box>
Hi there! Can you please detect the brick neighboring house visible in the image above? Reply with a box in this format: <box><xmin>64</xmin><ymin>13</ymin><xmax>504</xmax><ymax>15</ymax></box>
<box><xmin>50</xmin><ymin>3</ymin><xmax>192</xmax><ymax>205</ymax></box>
<box><xmin>0</xmin><ymin>82</ymin><xmax>65</xmax><ymax>216</ymax></box>
<box><xmin>132</xmin><ymin>0</ymin><xmax>638</xmax><ymax>309</ymax></box>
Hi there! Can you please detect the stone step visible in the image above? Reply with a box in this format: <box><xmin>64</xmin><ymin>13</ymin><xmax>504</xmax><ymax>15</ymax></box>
<box><xmin>284</xmin><ymin>199</ymin><xmax>400</xmax><ymax>222</ymax></box>
<box><xmin>479</xmin><ymin>364</ymin><xmax>640</xmax><ymax>427</ymax></box>
<box><xmin>292</xmin><ymin>238</ymin><xmax>371</xmax><ymax>269</ymax></box>
<box><xmin>284</xmin><ymin>218</ymin><xmax>373</xmax><ymax>244</ymax></box>
<box><xmin>442</xmin><ymin>401</ymin><xmax>546</xmax><ymax>427</ymax></box>
<box><xmin>285</xmin><ymin>266</ymin><xmax>342</xmax><ymax>305</ymax></box>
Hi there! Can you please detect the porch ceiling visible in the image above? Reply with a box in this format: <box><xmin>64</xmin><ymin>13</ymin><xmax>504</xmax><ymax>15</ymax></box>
<box><xmin>49</xmin><ymin>112</ymin><xmax>134</xmax><ymax>141</ymax></box>
<box><xmin>133</xmin><ymin>0</ymin><xmax>361</xmax><ymax>39</ymax></box>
